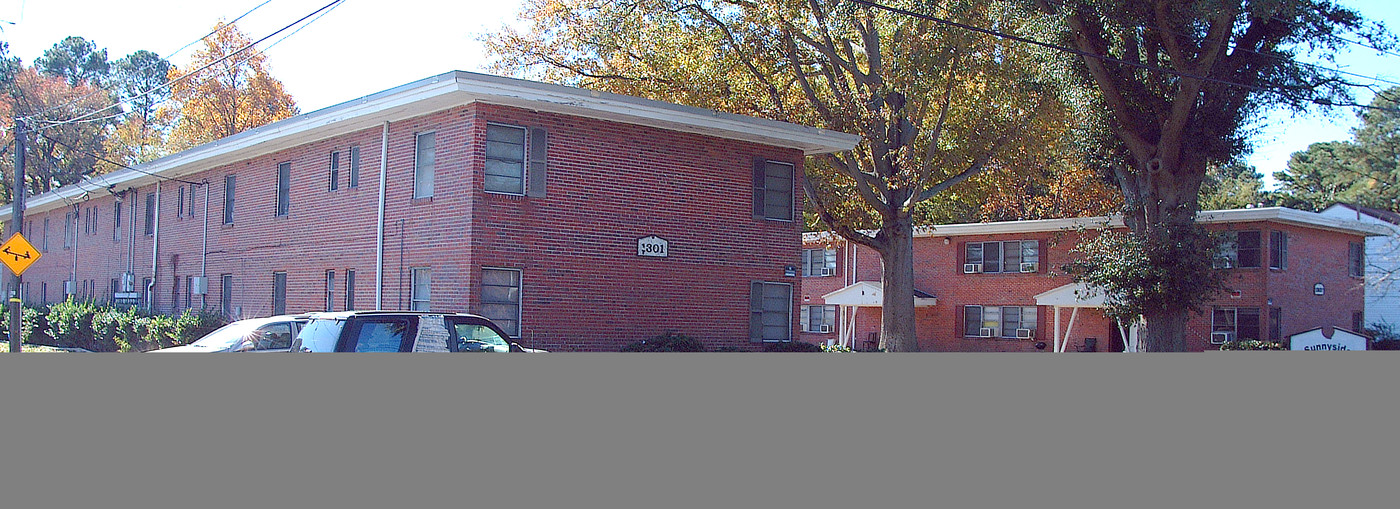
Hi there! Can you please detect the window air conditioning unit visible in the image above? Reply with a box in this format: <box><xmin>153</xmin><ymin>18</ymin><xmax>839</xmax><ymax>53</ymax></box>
<box><xmin>820</xmin><ymin>267</ymin><xmax>835</xmax><ymax>277</ymax></box>
<box><xmin>819</xmin><ymin>324</ymin><xmax>832</xmax><ymax>334</ymax></box>
<box><xmin>1016</xmin><ymin>328</ymin><xmax>1035</xmax><ymax>339</ymax></box>
<box><xmin>963</xmin><ymin>263</ymin><xmax>983</xmax><ymax>274</ymax></box>
<box><xmin>63</xmin><ymin>280</ymin><xmax>76</xmax><ymax>295</ymax></box>
<box><xmin>1020</xmin><ymin>262</ymin><xmax>1038</xmax><ymax>273</ymax></box>
<box><xmin>1211</xmin><ymin>331</ymin><xmax>1235</xmax><ymax>344</ymax></box>
<box><xmin>190</xmin><ymin>276</ymin><xmax>209</xmax><ymax>295</ymax></box>
<box><xmin>978</xmin><ymin>327</ymin><xmax>996</xmax><ymax>338</ymax></box>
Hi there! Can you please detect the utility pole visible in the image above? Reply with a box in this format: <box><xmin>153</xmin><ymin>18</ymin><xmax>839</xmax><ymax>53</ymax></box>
<box><xmin>9</xmin><ymin>118</ymin><xmax>26</xmax><ymax>353</ymax></box>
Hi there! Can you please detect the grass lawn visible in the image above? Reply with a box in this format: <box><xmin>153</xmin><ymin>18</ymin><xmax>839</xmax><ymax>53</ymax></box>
<box><xmin>0</xmin><ymin>343</ymin><xmax>88</xmax><ymax>353</ymax></box>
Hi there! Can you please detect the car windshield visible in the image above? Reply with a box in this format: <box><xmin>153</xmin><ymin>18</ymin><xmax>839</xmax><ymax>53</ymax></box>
<box><xmin>188</xmin><ymin>321</ymin><xmax>263</xmax><ymax>349</ymax></box>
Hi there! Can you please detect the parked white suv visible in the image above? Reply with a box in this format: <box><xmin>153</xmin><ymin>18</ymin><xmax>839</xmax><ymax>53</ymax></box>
<box><xmin>292</xmin><ymin>311</ymin><xmax>542</xmax><ymax>353</ymax></box>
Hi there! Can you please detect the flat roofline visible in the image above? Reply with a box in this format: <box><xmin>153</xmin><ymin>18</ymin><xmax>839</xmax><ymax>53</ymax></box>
<box><xmin>802</xmin><ymin>207</ymin><xmax>1391</xmax><ymax>243</ymax></box>
<box><xmin>5</xmin><ymin>71</ymin><xmax>859</xmax><ymax>220</ymax></box>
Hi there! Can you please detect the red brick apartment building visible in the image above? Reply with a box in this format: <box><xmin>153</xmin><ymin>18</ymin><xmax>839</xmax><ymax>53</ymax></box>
<box><xmin>2</xmin><ymin>71</ymin><xmax>859</xmax><ymax>352</ymax></box>
<box><xmin>798</xmin><ymin>209</ymin><xmax>1390</xmax><ymax>352</ymax></box>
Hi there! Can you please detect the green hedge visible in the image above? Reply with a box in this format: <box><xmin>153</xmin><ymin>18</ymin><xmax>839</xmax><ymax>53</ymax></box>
<box><xmin>4</xmin><ymin>298</ymin><xmax>228</xmax><ymax>352</ymax></box>
<box><xmin>621</xmin><ymin>332</ymin><xmax>708</xmax><ymax>352</ymax></box>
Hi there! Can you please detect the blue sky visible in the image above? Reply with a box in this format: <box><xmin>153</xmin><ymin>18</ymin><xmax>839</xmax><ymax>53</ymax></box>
<box><xmin>3</xmin><ymin>0</ymin><xmax>1398</xmax><ymax>189</ymax></box>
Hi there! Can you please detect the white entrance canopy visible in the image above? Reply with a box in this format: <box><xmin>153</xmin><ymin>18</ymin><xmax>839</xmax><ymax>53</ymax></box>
<box><xmin>1034</xmin><ymin>282</ymin><xmax>1106</xmax><ymax>308</ymax></box>
<box><xmin>821</xmin><ymin>282</ymin><xmax>936</xmax><ymax>349</ymax></box>
<box><xmin>1033</xmin><ymin>283</ymin><xmax>1140</xmax><ymax>353</ymax></box>
<box><xmin>822</xmin><ymin>281</ymin><xmax>937</xmax><ymax>307</ymax></box>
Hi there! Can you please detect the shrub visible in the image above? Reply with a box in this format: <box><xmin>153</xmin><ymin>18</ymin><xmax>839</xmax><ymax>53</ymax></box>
<box><xmin>820</xmin><ymin>343</ymin><xmax>854</xmax><ymax>352</ymax></box>
<box><xmin>764</xmin><ymin>341</ymin><xmax>824</xmax><ymax>352</ymax></box>
<box><xmin>621</xmin><ymin>332</ymin><xmax>707</xmax><ymax>352</ymax></box>
<box><xmin>46</xmin><ymin>298</ymin><xmax>104</xmax><ymax>350</ymax></box>
<box><xmin>1366</xmin><ymin>322</ymin><xmax>1400</xmax><ymax>350</ymax></box>
<box><xmin>1220</xmin><ymin>340</ymin><xmax>1285</xmax><ymax>351</ymax></box>
<box><xmin>0</xmin><ymin>304</ymin><xmax>45</xmax><ymax>345</ymax></box>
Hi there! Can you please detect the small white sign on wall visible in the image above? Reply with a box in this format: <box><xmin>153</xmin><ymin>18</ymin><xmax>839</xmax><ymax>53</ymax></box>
<box><xmin>638</xmin><ymin>236</ymin><xmax>669</xmax><ymax>257</ymax></box>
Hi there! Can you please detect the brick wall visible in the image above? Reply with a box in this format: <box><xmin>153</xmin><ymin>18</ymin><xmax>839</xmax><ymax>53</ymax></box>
<box><xmin>800</xmin><ymin>221</ymin><xmax>1368</xmax><ymax>352</ymax></box>
<box><xmin>12</xmin><ymin>103</ymin><xmax>806</xmax><ymax>352</ymax></box>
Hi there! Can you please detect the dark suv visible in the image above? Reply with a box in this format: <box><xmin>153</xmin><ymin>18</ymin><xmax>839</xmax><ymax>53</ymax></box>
<box><xmin>292</xmin><ymin>311</ymin><xmax>542</xmax><ymax>353</ymax></box>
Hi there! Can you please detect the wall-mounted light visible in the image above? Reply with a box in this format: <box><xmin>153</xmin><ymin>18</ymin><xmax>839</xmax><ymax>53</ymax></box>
<box><xmin>1314</xmin><ymin>284</ymin><xmax>1325</xmax><ymax>296</ymax></box>
<box><xmin>943</xmin><ymin>237</ymin><xmax>950</xmax><ymax>245</ymax></box>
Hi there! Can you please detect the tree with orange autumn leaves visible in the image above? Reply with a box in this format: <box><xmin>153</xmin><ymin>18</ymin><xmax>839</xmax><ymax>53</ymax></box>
<box><xmin>164</xmin><ymin>22</ymin><xmax>298</xmax><ymax>151</ymax></box>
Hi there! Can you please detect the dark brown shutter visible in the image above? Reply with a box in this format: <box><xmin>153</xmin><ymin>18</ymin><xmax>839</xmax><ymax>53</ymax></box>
<box><xmin>753</xmin><ymin>159</ymin><xmax>767</xmax><ymax>220</ymax></box>
<box><xmin>527</xmin><ymin>127</ymin><xmax>548</xmax><ymax>198</ymax></box>
<box><xmin>750</xmin><ymin>282</ymin><xmax>764</xmax><ymax>342</ymax></box>
<box><xmin>956</xmin><ymin>242</ymin><xmax>966</xmax><ymax>272</ymax></box>
<box><xmin>1036</xmin><ymin>240</ymin><xmax>1044</xmax><ymax>273</ymax></box>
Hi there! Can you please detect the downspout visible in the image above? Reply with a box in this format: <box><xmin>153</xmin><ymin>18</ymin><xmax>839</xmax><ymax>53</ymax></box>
<box><xmin>201</xmin><ymin>181</ymin><xmax>210</xmax><ymax>310</ymax></box>
<box><xmin>376</xmin><ymin>121</ymin><xmax>389</xmax><ymax>309</ymax></box>
<box><xmin>149</xmin><ymin>181</ymin><xmax>161</xmax><ymax>311</ymax></box>
<box><xmin>127</xmin><ymin>188</ymin><xmax>136</xmax><ymax>285</ymax></box>
<box><xmin>71</xmin><ymin>204</ymin><xmax>79</xmax><ymax>299</ymax></box>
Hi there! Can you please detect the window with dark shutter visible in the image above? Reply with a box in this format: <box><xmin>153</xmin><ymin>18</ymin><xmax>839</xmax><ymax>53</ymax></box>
<box><xmin>329</xmin><ymin>152</ymin><xmax>340</xmax><ymax>191</ymax></box>
<box><xmin>749</xmin><ymin>282</ymin><xmax>792</xmax><ymax>341</ymax></box>
<box><xmin>414</xmin><ymin>132</ymin><xmax>436</xmax><ymax>198</ymax></box>
<box><xmin>485</xmin><ymin>124</ymin><xmax>526</xmax><ymax>195</ymax></box>
<box><xmin>756</xmin><ymin>161</ymin><xmax>795</xmax><ymax>221</ymax></box>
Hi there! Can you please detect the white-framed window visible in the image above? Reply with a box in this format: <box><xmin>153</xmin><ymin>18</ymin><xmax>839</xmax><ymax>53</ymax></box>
<box><xmin>328</xmin><ymin>151</ymin><xmax>341</xmax><ymax>191</ymax></box>
<box><xmin>754</xmin><ymin>160</ymin><xmax>794</xmax><ymax>221</ymax></box>
<box><xmin>413</xmin><ymin>132</ymin><xmax>436</xmax><ymax>198</ymax></box>
<box><xmin>965</xmin><ymin>240</ymin><xmax>1039</xmax><ymax>273</ymax></box>
<box><xmin>325</xmin><ymin>270</ymin><xmax>336</xmax><ymax>312</ymax></box>
<box><xmin>222</xmin><ymin>175</ymin><xmax>236</xmax><ymax>225</ymax></box>
<box><xmin>802</xmin><ymin>248</ymin><xmax>837</xmax><ymax>277</ymax></box>
<box><xmin>485</xmin><ymin>123</ymin><xmax>527</xmax><ymax>195</ymax></box>
<box><xmin>480</xmin><ymin>268</ymin><xmax>522</xmax><ymax>337</ymax></box>
<box><xmin>1269</xmin><ymin>230</ymin><xmax>1289</xmax><ymax>270</ymax></box>
<box><xmin>1212</xmin><ymin>307</ymin><xmax>1261</xmax><ymax>343</ymax></box>
<box><xmin>348</xmin><ymin>146</ymin><xmax>361</xmax><ymax>188</ymax></box>
<box><xmin>410</xmin><ymin>267</ymin><xmax>431</xmax><ymax>311</ymax></box>
<box><xmin>1215</xmin><ymin>231</ymin><xmax>1261</xmax><ymax>268</ymax></box>
<box><xmin>63</xmin><ymin>211</ymin><xmax>72</xmax><ymax>249</ymax></box>
<box><xmin>345</xmin><ymin>269</ymin><xmax>356</xmax><ymax>311</ymax></box>
<box><xmin>800</xmin><ymin>305</ymin><xmax>837</xmax><ymax>333</ymax></box>
<box><xmin>963</xmin><ymin>305</ymin><xmax>1038</xmax><ymax>338</ymax></box>
<box><xmin>749</xmin><ymin>282</ymin><xmax>792</xmax><ymax>342</ymax></box>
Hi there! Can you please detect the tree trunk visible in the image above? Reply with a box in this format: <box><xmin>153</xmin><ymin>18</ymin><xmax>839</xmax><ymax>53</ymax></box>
<box><xmin>1121</xmin><ymin>156</ymin><xmax>1206</xmax><ymax>353</ymax></box>
<box><xmin>878</xmin><ymin>215</ymin><xmax>920</xmax><ymax>352</ymax></box>
<box><xmin>1141</xmin><ymin>306</ymin><xmax>1188</xmax><ymax>352</ymax></box>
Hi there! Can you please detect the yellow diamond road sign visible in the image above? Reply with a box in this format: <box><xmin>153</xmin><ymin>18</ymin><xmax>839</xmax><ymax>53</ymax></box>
<box><xmin>0</xmin><ymin>233</ymin><xmax>41</xmax><ymax>276</ymax></box>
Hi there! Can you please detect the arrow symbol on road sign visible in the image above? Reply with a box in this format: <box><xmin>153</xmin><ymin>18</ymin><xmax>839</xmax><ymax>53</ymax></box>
<box><xmin>2</xmin><ymin>247</ymin><xmax>30</xmax><ymax>260</ymax></box>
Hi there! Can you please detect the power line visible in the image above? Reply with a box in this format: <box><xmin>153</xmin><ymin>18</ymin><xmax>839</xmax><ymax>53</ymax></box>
<box><xmin>842</xmin><ymin>0</ymin><xmax>1400</xmax><ymax>113</ymax></box>
<box><xmin>23</xmin><ymin>0</ymin><xmax>345</xmax><ymax>130</ymax></box>
<box><xmin>39</xmin><ymin>132</ymin><xmax>202</xmax><ymax>186</ymax></box>
<box><xmin>18</xmin><ymin>0</ymin><xmax>276</xmax><ymax>124</ymax></box>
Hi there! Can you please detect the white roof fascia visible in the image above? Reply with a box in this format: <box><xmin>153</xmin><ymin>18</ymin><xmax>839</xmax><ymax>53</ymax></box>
<box><xmin>6</xmin><ymin>71</ymin><xmax>859</xmax><ymax>220</ymax></box>
<box><xmin>452</xmin><ymin>72</ymin><xmax>860</xmax><ymax>155</ymax></box>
